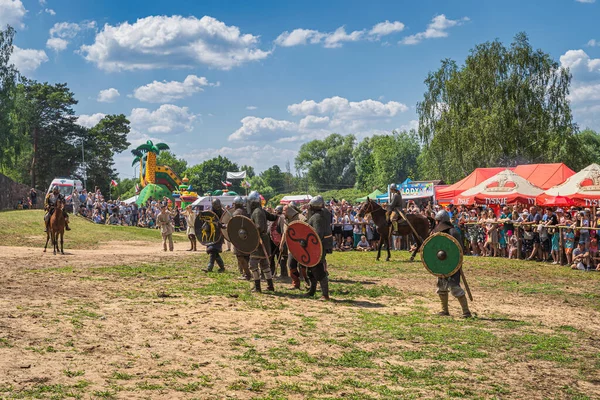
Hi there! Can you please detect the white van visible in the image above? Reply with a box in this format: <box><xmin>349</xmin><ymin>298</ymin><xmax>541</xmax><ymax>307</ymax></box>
<box><xmin>46</xmin><ymin>178</ymin><xmax>84</xmax><ymax>211</ymax></box>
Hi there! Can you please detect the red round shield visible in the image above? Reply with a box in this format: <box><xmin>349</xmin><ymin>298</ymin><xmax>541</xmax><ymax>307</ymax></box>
<box><xmin>285</xmin><ymin>221</ymin><xmax>323</xmax><ymax>268</ymax></box>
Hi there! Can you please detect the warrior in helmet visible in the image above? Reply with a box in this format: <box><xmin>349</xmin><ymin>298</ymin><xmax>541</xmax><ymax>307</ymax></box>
<box><xmin>44</xmin><ymin>185</ymin><xmax>71</xmax><ymax>232</ymax></box>
<box><xmin>306</xmin><ymin>195</ymin><xmax>332</xmax><ymax>300</ymax></box>
<box><xmin>432</xmin><ymin>210</ymin><xmax>472</xmax><ymax>318</ymax></box>
<box><xmin>386</xmin><ymin>183</ymin><xmax>403</xmax><ymax>233</ymax></box>
<box><xmin>269</xmin><ymin>205</ymin><xmax>288</xmax><ymax>279</ymax></box>
<box><xmin>247</xmin><ymin>191</ymin><xmax>275</xmax><ymax>292</ymax></box>
<box><xmin>282</xmin><ymin>201</ymin><xmax>310</xmax><ymax>290</ymax></box>
<box><xmin>203</xmin><ymin>198</ymin><xmax>225</xmax><ymax>273</ymax></box>
<box><xmin>232</xmin><ymin>196</ymin><xmax>252</xmax><ymax>280</ymax></box>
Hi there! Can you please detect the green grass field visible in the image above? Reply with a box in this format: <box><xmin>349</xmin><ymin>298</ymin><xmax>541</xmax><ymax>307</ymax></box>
<box><xmin>0</xmin><ymin>209</ymin><xmax>187</xmax><ymax>248</ymax></box>
<box><xmin>1</xmin><ymin>210</ymin><xmax>600</xmax><ymax>399</ymax></box>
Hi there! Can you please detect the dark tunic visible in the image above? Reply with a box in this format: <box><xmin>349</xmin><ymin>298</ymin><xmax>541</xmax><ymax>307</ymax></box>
<box><xmin>307</xmin><ymin>208</ymin><xmax>330</xmax><ymax>281</ymax></box>
<box><xmin>251</xmin><ymin>206</ymin><xmax>271</xmax><ymax>259</ymax></box>
<box><xmin>387</xmin><ymin>192</ymin><xmax>404</xmax><ymax>213</ymax></box>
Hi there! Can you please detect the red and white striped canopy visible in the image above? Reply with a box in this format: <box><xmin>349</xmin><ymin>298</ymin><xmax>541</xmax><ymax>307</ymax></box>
<box><xmin>453</xmin><ymin>169</ymin><xmax>544</xmax><ymax>206</ymax></box>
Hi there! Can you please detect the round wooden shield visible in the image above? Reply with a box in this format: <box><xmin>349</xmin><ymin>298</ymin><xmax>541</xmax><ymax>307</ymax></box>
<box><xmin>195</xmin><ymin>210</ymin><xmax>222</xmax><ymax>246</ymax></box>
<box><xmin>227</xmin><ymin>215</ymin><xmax>260</xmax><ymax>255</ymax></box>
<box><xmin>220</xmin><ymin>209</ymin><xmax>234</xmax><ymax>242</ymax></box>
<box><xmin>285</xmin><ymin>221</ymin><xmax>323</xmax><ymax>268</ymax></box>
<box><xmin>420</xmin><ymin>232</ymin><xmax>463</xmax><ymax>278</ymax></box>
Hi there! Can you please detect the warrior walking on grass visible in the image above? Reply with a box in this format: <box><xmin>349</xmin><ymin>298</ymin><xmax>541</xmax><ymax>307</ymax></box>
<box><xmin>306</xmin><ymin>195</ymin><xmax>332</xmax><ymax>300</ymax></box>
<box><xmin>204</xmin><ymin>198</ymin><xmax>225</xmax><ymax>273</ymax></box>
<box><xmin>248</xmin><ymin>191</ymin><xmax>275</xmax><ymax>293</ymax></box>
<box><xmin>232</xmin><ymin>196</ymin><xmax>252</xmax><ymax>281</ymax></box>
<box><xmin>432</xmin><ymin>210</ymin><xmax>472</xmax><ymax>318</ymax></box>
<box><xmin>283</xmin><ymin>202</ymin><xmax>310</xmax><ymax>290</ymax></box>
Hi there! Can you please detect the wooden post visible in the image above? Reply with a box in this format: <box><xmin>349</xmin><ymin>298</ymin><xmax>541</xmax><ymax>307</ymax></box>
<box><xmin>559</xmin><ymin>226</ymin><xmax>564</xmax><ymax>265</ymax></box>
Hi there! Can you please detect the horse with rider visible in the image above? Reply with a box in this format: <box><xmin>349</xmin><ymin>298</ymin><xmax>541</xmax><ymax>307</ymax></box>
<box><xmin>44</xmin><ymin>185</ymin><xmax>71</xmax><ymax>232</ymax></box>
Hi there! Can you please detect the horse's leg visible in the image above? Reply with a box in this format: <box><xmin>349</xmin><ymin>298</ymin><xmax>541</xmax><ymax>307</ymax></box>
<box><xmin>52</xmin><ymin>231</ymin><xmax>57</xmax><ymax>255</ymax></box>
<box><xmin>376</xmin><ymin>240</ymin><xmax>383</xmax><ymax>261</ymax></box>
<box><xmin>386</xmin><ymin>235</ymin><xmax>391</xmax><ymax>261</ymax></box>
<box><xmin>60</xmin><ymin>232</ymin><xmax>64</xmax><ymax>255</ymax></box>
<box><xmin>44</xmin><ymin>231</ymin><xmax>50</xmax><ymax>252</ymax></box>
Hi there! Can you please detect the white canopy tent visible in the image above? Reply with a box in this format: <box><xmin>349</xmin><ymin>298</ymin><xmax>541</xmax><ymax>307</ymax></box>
<box><xmin>280</xmin><ymin>195</ymin><xmax>312</xmax><ymax>204</ymax></box>
<box><xmin>123</xmin><ymin>195</ymin><xmax>138</xmax><ymax>205</ymax></box>
<box><xmin>191</xmin><ymin>195</ymin><xmax>243</xmax><ymax>210</ymax></box>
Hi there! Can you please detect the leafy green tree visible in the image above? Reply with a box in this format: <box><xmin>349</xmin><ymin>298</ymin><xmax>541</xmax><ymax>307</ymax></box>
<box><xmin>240</xmin><ymin>165</ymin><xmax>255</xmax><ymax>179</ymax></box>
<box><xmin>571</xmin><ymin>129</ymin><xmax>600</xmax><ymax>170</ymax></box>
<box><xmin>295</xmin><ymin>133</ymin><xmax>356</xmax><ymax>191</ymax></box>
<box><xmin>248</xmin><ymin>175</ymin><xmax>276</xmax><ymax>200</ymax></box>
<box><xmin>353</xmin><ymin>136</ymin><xmax>376</xmax><ymax>190</ymax></box>
<box><xmin>156</xmin><ymin>150</ymin><xmax>188</xmax><ymax>178</ymax></box>
<box><xmin>261</xmin><ymin>165</ymin><xmax>286</xmax><ymax>193</ymax></box>
<box><xmin>83</xmin><ymin>114</ymin><xmax>130</xmax><ymax>191</ymax></box>
<box><xmin>110</xmin><ymin>177</ymin><xmax>137</xmax><ymax>199</ymax></box>
<box><xmin>185</xmin><ymin>156</ymin><xmax>239</xmax><ymax>194</ymax></box>
<box><xmin>417</xmin><ymin>33</ymin><xmax>576</xmax><ymax>182</ymax></box>
<box><xmin>0</xmin><ymin>26</ymin><xmax>18</xmax><ymax>172</ymax></box>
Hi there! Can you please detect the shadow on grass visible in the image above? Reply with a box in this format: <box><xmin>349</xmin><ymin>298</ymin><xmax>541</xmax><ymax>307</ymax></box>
<box><xmin>267</xmin><ymin>291</ymin><xmax>385</xmax><ymax>307</ymax></box>
<box><xmin>329</xmin><ymin>278</ymin><xmax>377</xmax><ymax>285</ymax></box>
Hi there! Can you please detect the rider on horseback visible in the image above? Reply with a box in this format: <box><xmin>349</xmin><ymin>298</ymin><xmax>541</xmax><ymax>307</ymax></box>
<box><xmin>44</xmin><ymin>186</ymin><xmax>71</xmax><ymax>232</ymax></box>
<box><xmin>386</xmin><ymin>183</ymin><xmax>404</xmax><ymax>233</ymax></box>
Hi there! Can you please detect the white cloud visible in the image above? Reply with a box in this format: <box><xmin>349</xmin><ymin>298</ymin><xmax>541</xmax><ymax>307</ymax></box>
<box><xmin>10</xmin><ymin>46</ymin><xmax>48</xmax><ymax>73</ymax></box>
<box><xmin>368</xmin><ymin>20</ymin><xmax>405</xmax><ymax>38</ymax></box>
<box><xmin>44</xmin><ymin>8</ymin><xmax>55</xmax><ymax>15</ymax></box>
<box><xmin>229</xmin><ymin>96</ymin><xmax>409</xmax><ymax>143</ymax></box>
<box><xmin>80</xmin><ymin>15</ymin><xmax>270</xmax><ymax>71</ymax></box>
<box><xmin>97</xmin><ymin>88</ymin><xmax>120</xmax><ymax>103</ymax></box>
<box><xmin>560</xmin><ymin>49</ymin><xmax>600</xmax><ymax>79</ymax></box>
<box><xmin>399</xmin><ymin>120</ymin><xmax>419</xmax><ymax>131</ymax></box>
<box><xmin>400</xmin><ymin>15</ymin><xmax>469</xmax><ymax>45</ymax></box>
<box><xmin>570</xmin><ymin>83</ymin><xmax>600</xmax><ymax>103</ymax></box>
<box><xmin>0</xmin><ymin>0</ymin><xmax>26</xmax><ymax>29</ymax></box>
<box><xmin>39</xmin><ymin>0</ymin><xmax>46</xmax><ymax>5</ymax></box>
<box><xmin>132</xmin><ymin>75</ymin><xmax>217</xmax><ymax>103</ymax></box>
<box><xmin>77</xmin><ymin>113</ymin><xmax>106</xmax><ymax>128</ymax></box>
<box><xmin>46</xmin><ymin>37</ymin><xmax>67</xmax><ymax>51</ymax></box>
<box><xmin>276</xmin><ymin>21</ymin><xmax>408</xmax><ymax>48</ymax></box>
<box><xmin>129</xmin><ymin>104</ymin><xmax>198</xmax><ymax>134</ymax></box>
<box><xmin>288</xmin><ymin>96</ymin><xmax>408</xmax><ymax>119</ymax></box>
<box><xmin>246</xmin><ymin>105</ymin><xmax>257</xmax><ymax>110</ymax></box>
<box><xmin>46</xmin><ymin>21</ymin><xmax>96</xmax><ymax>52</ymax></box>
<box><xmin>323</xmin><ymin>27</ymin><xmax>364</xmax><ymax>48</ymax></box>
<box><xmin>576</xmin><ymin>0</ymin><xmax>595</xmax><ymax>3</ymax></box>
<box><xmin>588</xmin><ymin>39</ymin><xmax>600</xmax><ymax>47</ymax></box>
<box><xmin>229</xmin><ymin>116</ymin><xmax>297</xmax><ymax>141</ymax></box>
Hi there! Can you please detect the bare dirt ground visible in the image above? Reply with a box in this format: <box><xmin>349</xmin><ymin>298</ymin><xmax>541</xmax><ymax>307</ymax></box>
<box><xmin>1</xmin><ymin>241</ymin><xmax>600</xmax><ymax>399</ymax></box>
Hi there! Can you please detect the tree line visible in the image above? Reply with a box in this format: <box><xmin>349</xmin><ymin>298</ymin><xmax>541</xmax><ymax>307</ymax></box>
<box><xmin>0</xmin><ymin>26</ymin><xmax>130</xmax><ymax>192</ymax></box>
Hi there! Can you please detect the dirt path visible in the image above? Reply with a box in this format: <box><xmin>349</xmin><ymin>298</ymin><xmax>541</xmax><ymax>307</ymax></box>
<box><xmin>1</xmin><ymin>243</ymin><xmax>600</xmax><ymax>399</ymax></box>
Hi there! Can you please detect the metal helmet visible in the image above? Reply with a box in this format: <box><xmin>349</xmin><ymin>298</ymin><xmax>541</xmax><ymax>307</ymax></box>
<box><xmin>52</xmin><ymin>185</ymin><xmax>59</xmax><ymax>192</ymax></box>
<box><xmin>233</xmin><ymin>196</ymin><xmax>244</xmax><ymax>207</ymax></box>
<box><xmin>211</xmin><ymin>198</ymin><xmax>222</xmax><ymax>211</ymax></box>
<box><xmin>435</xmin><ymin>210</ymin><xmax>451</xmax><ymax>224</ymax></box>
<box><xmin>247</xmin><ymin>190</ymin><xmax>260</xmax><ymax>205</ymax></box>
<box><xmin>309</xmin><ymin>195</ymin><xmax>325</xmax><ymax>210</ymax></box>
<box><xmin>390</xmin><ymin>183</ymin><xmax>397</xmax><ymax>191</ymax></box>
<box><xmin>275</xmin><ymin>205</ymin><xmax>284</xmax><ymax>214</ymax></box>
<box><xmin>289</xmin><ymin>201</ymin><xmax>299</xmax><ymax>209</ymax></box>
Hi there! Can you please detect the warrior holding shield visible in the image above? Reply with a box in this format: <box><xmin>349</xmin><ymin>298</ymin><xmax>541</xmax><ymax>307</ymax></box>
<box><xmin>305</xmin><ymin>195</ymin><xmax>332</xmax><ymax>300</ymax></box>
<box><xmin>202</xmin><ymin>198</ymin><xmax>225</xmax><ymax>273</ymax></box>
<box><xmin>248</xmin><ymin>191</ymin><xmax>275</xmax><ymax>292</ymax></box>
<box><xmin>423</xmin><ymin>210</ymin><xmax>472</xmax><ymax>318</ymax></box>
<box><xmin>231</xmin><ymin>196</ymin><xmax>252</xmax><ymax>280</ymax></box>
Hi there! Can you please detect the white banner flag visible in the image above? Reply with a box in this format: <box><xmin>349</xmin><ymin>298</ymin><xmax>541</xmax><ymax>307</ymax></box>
<box><xmin>226</xmin><ymin>171</ymin><xmax>247</xmax><ymax>180</ymax></box>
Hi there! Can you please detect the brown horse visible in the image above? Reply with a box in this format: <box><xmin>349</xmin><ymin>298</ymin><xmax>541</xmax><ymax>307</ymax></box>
<box><xmin>44</xmin><ymin>199</ymin><xmax>66</xmax><ymax>255</ymax></box>
<box><xmin>357</xmin><ymin>198</ymin><xmax>432</xmax><ymax>262</ymax></box>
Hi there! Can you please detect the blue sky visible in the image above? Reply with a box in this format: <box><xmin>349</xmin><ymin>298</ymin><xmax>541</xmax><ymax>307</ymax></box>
<box><xmin>3</xmin><ymin>0</ymin><xmax>600</xmax><ymax>179</ymax></box>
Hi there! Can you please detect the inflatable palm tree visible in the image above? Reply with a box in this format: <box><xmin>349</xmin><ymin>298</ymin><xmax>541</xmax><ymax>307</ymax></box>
<box><xmin>131</xmin><ymin>140</ymin><xmax>169</xmax><ymax>185</ymax></box>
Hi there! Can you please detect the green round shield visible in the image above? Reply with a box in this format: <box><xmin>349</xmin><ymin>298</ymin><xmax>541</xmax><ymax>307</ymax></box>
<box><xmin>420</xmin><ymin>233</ymin><xmax>463</xmax><ymax>278</ymax></box>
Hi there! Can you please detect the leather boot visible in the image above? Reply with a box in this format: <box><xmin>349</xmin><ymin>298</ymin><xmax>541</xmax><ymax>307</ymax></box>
<box><xmin>289</xmin><ymin>269</ymin><xmax>301</xmax><ymax>290</ymax></box>
<box><xmin>203</xmin><ymin>254</ymin><xmax>215</xmax><ymax>273</ymax></box>
<box><xmin>457</xmin><ymin>295</ymin><xmax>472</xmax><ymax>318</ymax></box>
<box><xmin>193</xmin><ymin>240</ymin><xmax>197</xmax><ymax>251</ymax></box>
<box><xmin>306</xmin><ymin>276</ymin><xmax>317</xmax><ymax>297</ymax></box>
<box><xmin>438</xmin><ymin>293</ymin><xmax>450</xmax><ymax>316</ymax></box>
<box><xmin>319</xmin><ymin>277</ymin><xmax>330</xmax><ymax>301</ymax></box>
<box><xmin>279</xmin><ymin>260</ymin><xmax>289</xmax><ymax>278</ymax></box>
<box><xmin>252</xmin><ymin>279</ymin><xmax>261</xmax><ymax>293</ymax></box>
<box><xmin>187</xmin><ymin>237</ymin><xmax>193</xmax><ymax>251</ymax></box>
<box><xmin>266</xmin><ymin>279</ymin><xmax>275</xmax><ymax>292</ymax></box>
<box><xmin>216</xmin><ymin>255</ymin><xmax>225</xmax><ymax>273</ymax></box>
